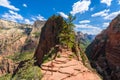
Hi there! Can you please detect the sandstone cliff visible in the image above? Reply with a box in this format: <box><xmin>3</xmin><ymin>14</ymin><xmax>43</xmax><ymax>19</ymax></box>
<box><xmin>0</xmin><ymin>19</ymin><xmax>45</xmax><ymax>55</ymax></box>
<box><xmin>0</xmin><ymin>19</ymin><xmax>45</xmax><ymax>76</ymax></box>
<box><xmin>31</xmin><ymin>20</ymin><xmax>46</xmax><ymax>34</ymax></box>
<box><xmin>86</xmin><ymin>14</ymin><xmax>120</xmax><ymax>80</ymax></box>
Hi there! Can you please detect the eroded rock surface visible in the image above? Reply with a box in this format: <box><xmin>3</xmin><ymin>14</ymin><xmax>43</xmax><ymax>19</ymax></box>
<box><xmin>41</xmin><ymin>49</ymin><xmax>101</xmax><ymax>80</ymax></box>
<box><xmin>34</xmin><ymin>16</ymin><xmax>63</xmax><ymax>66</ymax></box>
<box><xmin>0</xmin><ymin>56</ymin><xmax>17</xmax><ymax>76</ymax></box>
<box><xmin>86</xmin><ymin>14</ymin><xmax>120</xmax><ymax>80</ymax></box>
<box><xmin>0</xmin><ymin>19</ymin><xmax>45</xmax><ymax>76</ymax></box>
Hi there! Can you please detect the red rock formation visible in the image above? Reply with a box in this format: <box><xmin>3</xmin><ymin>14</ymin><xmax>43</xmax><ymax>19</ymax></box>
<box><xmin>86</xmin><ymin>15</ymin><xmax>120</xmax><ymax>80</ymax></box>
<box><xmin>34</xmin><ymin>16</ymin><xmax>64</xmax><ymax>66</ymax></box>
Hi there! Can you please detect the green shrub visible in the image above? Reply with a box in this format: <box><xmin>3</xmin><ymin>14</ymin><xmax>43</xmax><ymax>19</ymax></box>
<box><xmin>0</xmin><ymin>74</ymin><xmax>12</xmax><ymax>80</ymax></box>
<box><xmin>13</xmin><ymin>59</ymin><xmax>42</xmax><ymax>80</ymax></box>
<box><xmin>58</xmin><ymin>14</ymin><xmax>76</xmax><ymax>49</ymax></box>
<box><xmin>43</xmin><ymin>47</ymin><xmax>57</xmax><ymax>63</ymax></box>
<box><xmin>57</xmin><ymin>54</ymin><xmax>61</xmax><ymax>58</ymax></box>
<box><xmin>33</xmin><ymin>32</ymin><xmax>40</xmax><ymax>38</ymax></box>
<box><xmin>7</xmin><ymin>51</ymin><xmax>34</xmax><ymax>62</ymax></box>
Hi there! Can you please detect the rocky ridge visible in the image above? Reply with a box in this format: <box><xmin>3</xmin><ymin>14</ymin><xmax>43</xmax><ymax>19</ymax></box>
<box><xmin>41</xmin><ymin>49</ymin><xmax>101</xmax><ymax>80</ymax></box>
<box><xmin>34</xmin><ymin>15</ymin><xmax>101</xmax><ymax>80</ymax></box>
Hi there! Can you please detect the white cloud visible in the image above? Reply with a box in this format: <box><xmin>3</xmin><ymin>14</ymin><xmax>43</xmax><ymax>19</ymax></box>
<box><xmin>104</xmin><ymin>11</ymin><xmax>120</xmax><ymax>20</ymax></box>
<box><xmin>2</xmin><ymin>10</ymin><xmax>23</xmax><ymax>22</ymax></box>
<box><xmin>118</xmin><ymin>0</ymin><xmax>120</xmax><ymax>4</ymax></box>
<box><xmin>90</xmin><ymin>7</ymin><xmax>94</xmax><ymax>11</ymax></box>
<box><xmin>103</xmin><ymin>22</ymin><xmax>109</xmax><ymax>27</ymax></box>
<box><xmin>24</xmin><ymin>19</ymin><xmax>33</xmax><ymax>24</ymax></box>
<box><xmin>32</xmin><ymin>14</ymin><xmax>46</xmax><ymax>21</ymax></box>
<box><xmin>0</xmin><ymin>0</ymin><xmax>19</xmax><ymax>11</ymax></box>
<box><xmin>1</xmin><ymin>10</ymin><xmax>46</xmax><ymax>24</ymax></box>
<box><xmin>23</xmin><ymin>4</ymin><xmax>27</xmax><ymax>7</ymax></box>
<box><xmin>75</xmin><ymin>24</ymin><xmax>102</xmax><ymax>35</ymax></box>
<box><xmin>37</xmin><ymin>15</ymin><xmax>46</xmax><ymax>21</ymax></box>
<box><xmin>101</xmin><ymin>0</ymin><xmax>112</xmax><ymax>6</ymax></box>
<box><xmin>71</xmin><ymin>0</ymin><xmax>91</xmax><ymax>15</ymax></box>
<box><xmin>58</xmin><ymin>12</ymin><xmax>68</xmax><ymax>19</ymax></box>
<box><xmin>92</xmin><ymin>9</ymin><xmax>110</xmax><ymax>17</ymax></box>
<box><xmin>79</xmin><ymin>20</ymin><xmax>90</xmax><ymax>24</ymax></box>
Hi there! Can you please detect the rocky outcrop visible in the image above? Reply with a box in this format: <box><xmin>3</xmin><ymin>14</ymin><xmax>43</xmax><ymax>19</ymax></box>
<box><xmin>31</xmin><ymin>20</ymin><xmax>46</xmax><ymax>34</ymax></box>
<box><xmin>34</xmin><ymin>16</ymin><xmax>63</xmax><ymax>66</ymax></box>
<box><xmin>0</xmin><ymin>56</ymin><xmax>17</xmax><ymax>76</ymax></box>
<box><xmin>86</xmin><ymin>14</ymin><xmax>120</xmax><ymax>80</ymax></box>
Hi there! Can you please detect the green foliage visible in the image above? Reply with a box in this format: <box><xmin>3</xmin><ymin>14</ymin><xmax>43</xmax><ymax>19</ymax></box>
<box><xmin>33</xmin><ymin>32</ymin><xmax>40</xmax><ymax>38</ymax></box>
<box><xmin>57</xmin><ymin>54</ymin><xmax>61</xmax><ymax>58</ymax></box>
<box><xmin>68</xmin><ymin>53</ymin><xmax>75</xmax><ymax>59</ymax></box>
<box><xmin>46</xmin><ymin>14</ymin><xmax>76</xmax><ymax>49</ymax></box>
<box><xmin>43</xmin><ymin>47</ymin><xmax>57</xmax><ymax>63</ymax></box>
<box><xmin>4</xmin><ymin>52</ymin><xmax>42</xmax><ymax>80</ymax></box>
<box><xmin>58</xmin><ymin>14</ymin><xmax>76</xmax><ymax>49</ymax></box>
<box><xmin>79</xmin><ymin>40</ymin><xmax>90</xmax><ymax>51</ymax></box>
<box><xmin>7</xmin><ymin>51</ymin><xmax>34</xmax><ymax>62</ymax></box>
<box><xmin>0</xmin><ymin>74</ymin><xmax>12</xmax><ymax>80</ymax></box>
<box><xmin>13</xmin><ymin>59</ymin><xmax>42</xmax><ymax>80</ymax></box>
<box><xmin>5</xmin><ymin>52</ymin><xmax>42</xmax><ymax>80</ymax></box>
<box><xmin>66</xmin><ymin>13</ymin><xmax>76</xmax><ymax>30</ymax></box>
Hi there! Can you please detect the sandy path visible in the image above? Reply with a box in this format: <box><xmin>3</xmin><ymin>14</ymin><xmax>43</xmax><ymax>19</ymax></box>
<box><xmin>41</xmin><ymin>51</ymin><xmax>101</xmax><ymax>80</ymax></box>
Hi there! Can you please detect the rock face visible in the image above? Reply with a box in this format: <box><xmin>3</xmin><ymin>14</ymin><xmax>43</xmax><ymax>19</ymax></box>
<box><xmin>76</xmin><ymin>31</ymin><xmax>95</xmax><ymax>43</ymax></box>
<box><xmin>32</xmin><ymin>20</ymin><xmax>46</xmax><ymax>34</ymax></box>
<box><xmin>0</xmin><ymin>19</ymin><xmax>45</xmax><ymax>76</ymax></box>
<box><xmin>86</xmin><ymin>15</ymin><xmax>120</xmax><ymax>80</ymax></box>
<box><xmin>34</xmin><ymin>16</ymin><xmax>64</xmax><ymax>66</ymax></box>
<box><xmin>0</xmin><ymin>56</ymin><xmax>17</xmax><ymax>76</ymax></box>
<box><xmin>0</xmin><ymin>31</ymin><xmax>27</xmax><ymax>55</ymax></box>
<box><xmin>0</xmin><ymin>19</ymin><xmax>31</xmax><ymax>55</ymax></box>
<box><xmin>76</xmin><ymin>31</ymin><xmax>95</xmax><ymax>50</ymax></box>
<box><xmin>0</xmin><ymin>19</ymin><xmax>45</xmax><ymax>55</ymax></box>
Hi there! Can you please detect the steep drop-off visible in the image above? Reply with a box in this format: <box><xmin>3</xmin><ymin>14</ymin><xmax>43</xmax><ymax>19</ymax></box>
<box><xmin>86</xmin><ymin>15</ymin><xmax>120</xmax><ymax>80</ymax></box>
<box><xmin>0</xmin><ymin>19</ymin><xmax>45</xmax><ymax>77</ymax></box>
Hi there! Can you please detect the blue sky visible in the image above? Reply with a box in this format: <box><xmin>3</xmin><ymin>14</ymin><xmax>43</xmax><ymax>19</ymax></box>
<box><xmin>0</xmin><ymin>0</ymin><xmax>120</xmax><ymax>35</ymax></box>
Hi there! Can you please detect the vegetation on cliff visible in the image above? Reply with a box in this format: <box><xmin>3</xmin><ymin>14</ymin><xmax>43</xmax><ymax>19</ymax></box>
<box><xmin>0</xmin><ymin>14</ymin><xmax>91</xmax><ymax>80</ymax></box>
<box><xmin>58</xmin><ymin>14</ymin><xmax>76</xmax><ymax>49</ymax></box>
<box><xmin>34</xmin><ymin>14</ymin><xmax>89</xmax><ymax>68</ymax></box>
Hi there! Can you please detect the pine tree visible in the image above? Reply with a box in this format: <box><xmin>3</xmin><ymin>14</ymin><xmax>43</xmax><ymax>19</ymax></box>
<box><xmin>58</xmin><ymin>13</ymin><xmax>76</xmax><ymax>49</ymax></box>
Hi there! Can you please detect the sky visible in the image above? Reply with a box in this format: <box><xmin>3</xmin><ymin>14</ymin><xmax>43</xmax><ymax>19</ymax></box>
<box><xmin>0</xmin><ymin>0</ymin><xmax>120</xmax><ymax>35</ymax></box>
